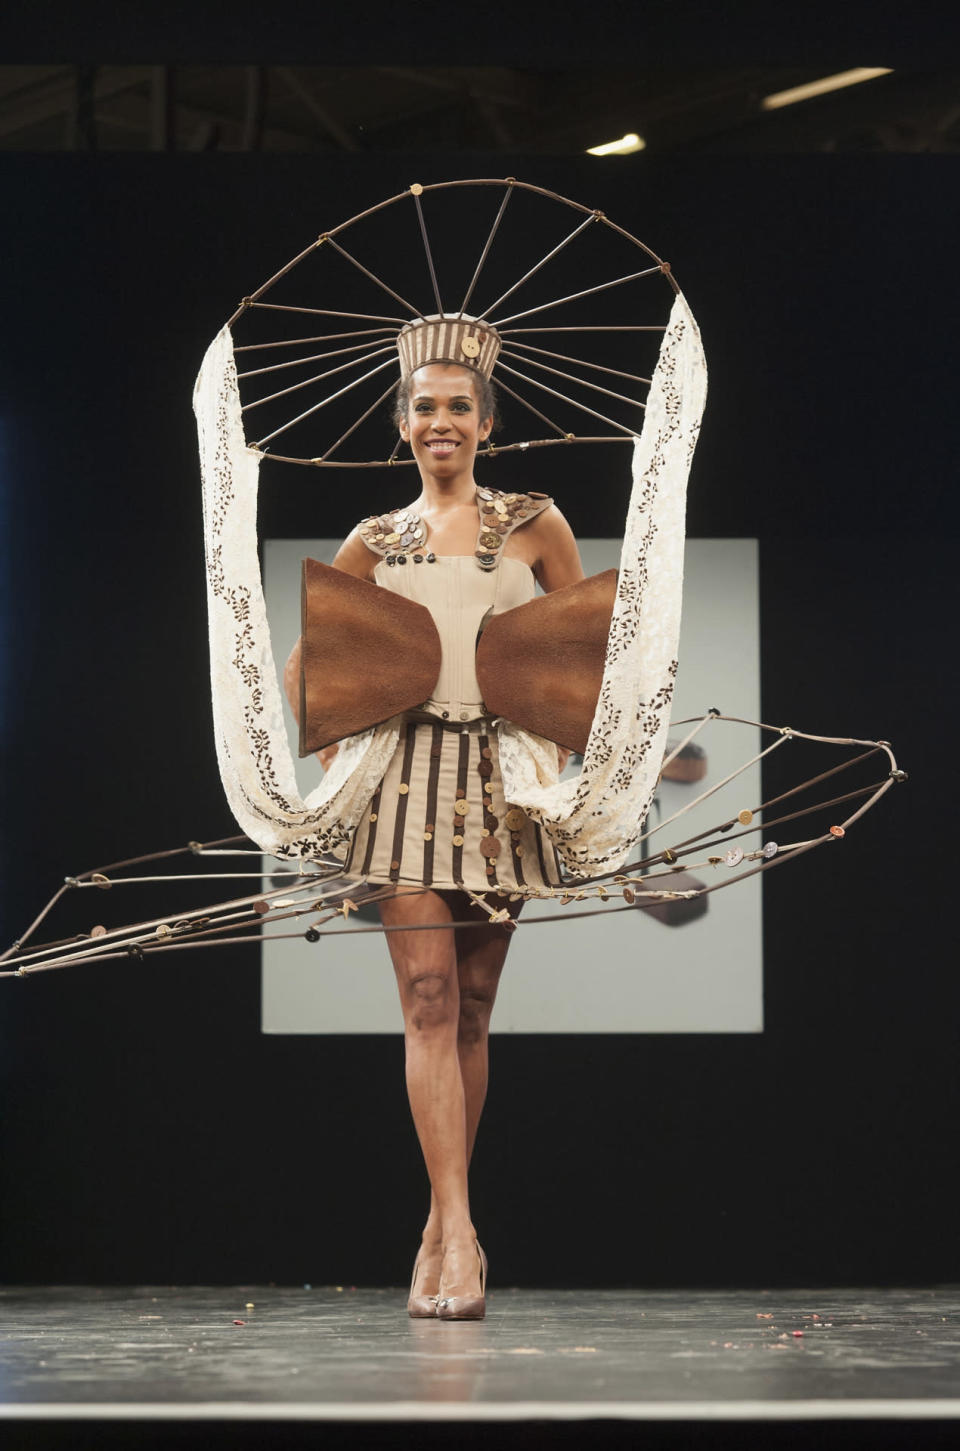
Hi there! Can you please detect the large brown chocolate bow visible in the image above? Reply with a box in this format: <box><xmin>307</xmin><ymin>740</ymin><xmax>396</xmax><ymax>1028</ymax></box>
<box><xmin>299</xmin><ymin>560</ymin><xmax>617</xmax><ymax>757</ymax></box>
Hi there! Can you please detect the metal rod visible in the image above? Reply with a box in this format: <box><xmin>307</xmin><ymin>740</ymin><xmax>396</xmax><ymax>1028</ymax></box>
<box><xmin>241</xmin><ymin>345</ymin><xmax>395</xmax><ymax>413</ymax></box>
<box><xmin>320</xmin><ymin>379</ymin><xmax>398</xmax><ymax>461</ymax></box>
<box><xmin>505</xmin><ymin>339</ymin><xmax>653</xmax><ymax>388</ymax></box>
<box><xmin>247</xmin><ymin>435</ymin><xmax>634</xmax><ymax>467</ymax></box>
<box><xmin>0</xmin><ymin>884</ymin><xmax>70</xmax><ymax>963</ymax></box>
<box><xmin>250</xmin><ymin>303</ymin><xmax>406</xmax><ymax>324</ymax></box>
<box><xmin>234</xmin><ymin>328</ymin><xmax>395</xmax><ymax>353</ymax></box>
<box><xmin>324</xmin><ymin>236</ymin><xmax>423</xmax><ymax>318</ymax></box>
<box><xmin>495</xmin><ymin>360</ymin><xmax>640</xmax><ymax>436</ymax></box>
<box><xmin>491</xmin><ymin>377</ymin><xmax>569</xmax><ymax>438</ymax></box>
<box><xmin>640</xmin><ymin>735</ymin><xmax>792</xmax><ymax>843</ymax></box>
<box><xmin>598</xmin><ymin>214</ymin><xmax>681</xmax><ymax>293</ymax></box>
<box><xmin>457</xmin><ymin>183</ymin><xmax>514</xmax><ymax>317</ymax></box>
<box><xmin>760</xmin><ymin>747</ymin><xmax>883</xmax><ymax>813</ymax></box>
<box><xmin>501</xmin><ymin>325</ymin><xmax>667</xmax><ymax>334</ymax></box>
<box><xmin>665</xmin><ymin>780</ymin><xmax>886</xmax><ymax>860</ymax></box>
<box><xmin>477</xmin><ymin>213</ymin><xmax>597</xmax><ymax>322</ymax></box>
<box><xmin>252</xmin><ymin>355</ymin><xmax>398</xmax><ymax>447</ymax></box>
<box><xmin>73</xmin><ymin>834</ymin><xmax>249</xmax><ymax>884</ymax></box>
<box><xmin>225</xmin><ymin>241</ymin><xmax>326</xmax><ymax>327</ymax></box>
<box><xmin>412</xmin><ymin>190</ymin><xmax>443</xmax><ymax>316</ymax></box>
<box><xmin>237</xmin><ymin>338</ymin><xmax>401</xmax><ymax>380</ymax></box>
<box><xmin>500</xmin><ymin>348</ymin><xmax>646</xmax><ymax>411</ymax></box>
<box><xmin>491</xmin><ymin>264</ymin><xmax>664</xmax><ymax>328</ymax></box>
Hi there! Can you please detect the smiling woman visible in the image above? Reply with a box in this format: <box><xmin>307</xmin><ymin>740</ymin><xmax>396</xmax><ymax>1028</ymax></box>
<box><xmin>281</xmin><ymin>321</ymin><xmax>586</xmax><ymax>1322</ymax></box>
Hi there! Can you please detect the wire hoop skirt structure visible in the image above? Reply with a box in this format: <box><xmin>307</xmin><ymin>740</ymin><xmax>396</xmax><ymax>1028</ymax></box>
<box><xmin>2</xmin><ymin>712</ymin><xmax>905</xmax><ymax>977</ymax></box>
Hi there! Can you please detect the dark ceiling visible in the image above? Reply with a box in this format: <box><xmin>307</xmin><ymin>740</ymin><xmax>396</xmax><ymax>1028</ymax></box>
<box><xmin>1</xmin><ymin>65</ymin><xmax>957</xmax><ymax>153</ymax></box>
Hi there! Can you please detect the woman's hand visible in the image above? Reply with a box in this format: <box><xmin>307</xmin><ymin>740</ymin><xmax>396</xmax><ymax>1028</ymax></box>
<box><xmin>317</xmin><ymin>742</ymin><xmax>340</xmax><ymax>772</ymax></box>
<box><xmin>557</xmin><ymin>745</ymin><xmax>572</xmax><ymax>773</ymax></box>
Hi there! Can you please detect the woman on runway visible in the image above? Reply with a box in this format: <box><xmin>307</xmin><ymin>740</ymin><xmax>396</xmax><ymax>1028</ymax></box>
<box><xmin>286</xmin><ymin>320</ymin><xmax>584</xmax><ymax>1320</ymax></box>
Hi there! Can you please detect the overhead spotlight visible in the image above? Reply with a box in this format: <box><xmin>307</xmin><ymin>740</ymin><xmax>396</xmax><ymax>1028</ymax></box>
<box><xmin>761</xmin><ymin>68</ymin><xmax>892</xmax><ymax>111</ymax></box>
<box><xmin>586</xmin><ymin>132</ymin><xmax>646</xmax><ymax>156</ymax></box>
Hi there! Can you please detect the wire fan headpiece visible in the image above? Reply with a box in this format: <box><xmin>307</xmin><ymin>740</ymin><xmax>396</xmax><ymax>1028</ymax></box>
<box><xmin>227</xmin><ymin>178</ymin><xmax>680</xmax><ymax>468</ymax></box>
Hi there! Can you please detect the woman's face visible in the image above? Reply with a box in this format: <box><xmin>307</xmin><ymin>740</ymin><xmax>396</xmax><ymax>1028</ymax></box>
<box><xmin>399</xmin><ymin>364</ymin><xmax>492</xmax><ymax>477</ymax></box>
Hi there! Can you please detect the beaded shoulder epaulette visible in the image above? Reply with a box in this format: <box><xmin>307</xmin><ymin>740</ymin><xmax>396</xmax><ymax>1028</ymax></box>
<box><xmin>358</xmin><ymin>488</ymin><xmax>553</xmax><ymax>572</ymax></box>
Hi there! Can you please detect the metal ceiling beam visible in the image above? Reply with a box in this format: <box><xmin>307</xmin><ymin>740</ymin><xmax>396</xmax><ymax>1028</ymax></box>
<box><xmin>0</xmin><ymin>65</ymin><xmax>147</xmax><ymax>140</ymax></box>
<box><xmin>275</xmin><ymin>66</ymin><xmax>360</xmax><ymax>151</ymax></box>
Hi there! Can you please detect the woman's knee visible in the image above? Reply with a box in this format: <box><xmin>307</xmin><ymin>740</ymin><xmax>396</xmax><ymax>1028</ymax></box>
<box><xmin>402</xmin><ymin>969</ymin><xmax>458</xmax><ymax>1032</ymax></box>
<box><xmin>458</xmin><ymin>985</ymin><xmax>496</xmax><ymax>1046</ymax></box>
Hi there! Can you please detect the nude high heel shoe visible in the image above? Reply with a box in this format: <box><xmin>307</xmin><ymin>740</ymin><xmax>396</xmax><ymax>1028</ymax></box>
<box><xmin>407</xmin><ymin>1249</ymin><xmax>439</xmax><ymax>1319</ymax></box>
<box><xmin>436</xmin><ymin>1241</ymin><xmax>487</xmax><ymax>1321</ymax></box>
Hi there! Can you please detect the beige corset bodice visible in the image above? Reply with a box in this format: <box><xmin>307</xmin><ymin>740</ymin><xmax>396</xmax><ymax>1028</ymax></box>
<box><xmin>375</xmin><ymin>555</ymin><xmax>536</xmax><ymax>721</ymax></box>
<box><xmin>358</xmin><ymin>487</ymin><xmax>552</xmax><ymax>723</ymax></box>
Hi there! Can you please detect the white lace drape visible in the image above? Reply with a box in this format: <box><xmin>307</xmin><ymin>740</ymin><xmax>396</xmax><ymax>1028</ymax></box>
<box><xmin>193</xmin><ymin>293</ymin><xmax>706</xmax><ymax>874</ymax></box>
<box><xmin>194</xmin><ymin>326</ymin><xmax>400</xmax><ymax>862</ymax></box>
<box><xmin>498</xmin><ymin>294</ymin><xmax>707</xmax><ymax>874</ymax></box>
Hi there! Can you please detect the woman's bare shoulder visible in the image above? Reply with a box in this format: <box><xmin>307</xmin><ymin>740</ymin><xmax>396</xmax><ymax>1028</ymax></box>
<box><xmin>331</xmin><ymin>525</ymin><xmax>382</xmax><ymax>581</ymax></box>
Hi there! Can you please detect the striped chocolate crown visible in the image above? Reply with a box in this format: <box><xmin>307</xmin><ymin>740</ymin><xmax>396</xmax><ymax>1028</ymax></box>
<box><xmin>396</xmin><ymin>314</ymin><xmax>501</xmax><ymax>381</ymax></box>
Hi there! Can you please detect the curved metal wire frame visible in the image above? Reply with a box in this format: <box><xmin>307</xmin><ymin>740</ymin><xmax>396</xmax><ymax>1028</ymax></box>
<box><xmin>1</xmin><ymin>715</ymin><xmax>905</xmax><ymax>980</ymax></box>
<box><xmin>222</xmin><ymin>178</ymin><xmax>679</xmax><ymax>468</ymax></box>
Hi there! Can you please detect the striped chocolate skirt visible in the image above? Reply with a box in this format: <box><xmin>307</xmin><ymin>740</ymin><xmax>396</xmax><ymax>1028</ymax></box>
<box><xmin>343</xmin><ymin>713</ymin><xmax>564</xmax><ymax>895</ymax></box>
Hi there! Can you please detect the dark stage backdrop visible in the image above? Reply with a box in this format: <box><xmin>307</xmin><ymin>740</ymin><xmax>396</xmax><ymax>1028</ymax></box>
<box><xmin>0</xmin><ymin>153</ymin><xmax>955</xmax><ymax>1288</ymax></box>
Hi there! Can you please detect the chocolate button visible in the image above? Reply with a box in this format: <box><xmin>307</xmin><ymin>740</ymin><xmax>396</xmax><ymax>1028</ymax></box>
<box><xmin>481</xmin><ymin>747</ymin><xmax>493</xmax><ymax>760</ymax></box>
<box><xmin>478</xmin><ymin>760</ymin><xmax>493</xmax><ymax>777</ymax></box>
<box><xmin>480</xmin><ymin>837</ymin><xmax>501</xmax><ymax>859</ymax></box>
<box><xmin>504</xmin><ymin>808</ymin><xmax>526</xmax><ymax>831</ymax></box>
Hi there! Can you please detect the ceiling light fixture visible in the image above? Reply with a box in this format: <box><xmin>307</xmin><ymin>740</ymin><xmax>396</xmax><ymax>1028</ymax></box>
<box><xmin>586</xmin><ymin>132</ymin><xmax>646</xmax><ymax>156</ymax></box>
<box><xmin>761</xmin><ymin>68</ymin><xmax>892</xmax><ymax>111</ymax></box>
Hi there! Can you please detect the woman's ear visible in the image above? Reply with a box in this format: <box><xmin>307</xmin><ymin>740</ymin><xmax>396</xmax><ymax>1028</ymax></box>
<box><xmin>479</xmin><ymin>415</ymin><xmax>493</xmax><ymax>441</ymax></box>
<box><xmin>399</xmin><ymin>417</ymin><xmax>410</xmax><ymax>442</ymax></box>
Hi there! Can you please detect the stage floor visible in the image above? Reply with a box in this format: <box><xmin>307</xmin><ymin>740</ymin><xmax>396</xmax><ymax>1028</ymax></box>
<box><xmin>1</xmin><ymin>1285</ymin><xmax>959</xmax><ymax>1445</ymax></box>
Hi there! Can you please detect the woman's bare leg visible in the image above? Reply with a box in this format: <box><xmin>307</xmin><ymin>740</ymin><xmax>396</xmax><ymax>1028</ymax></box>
<box><xmin>380</xmin><ymin>888</ymin><xmax>476</xmax><ymax>1300</ymax></box>
<box><xmin>418</xmin><ymin>893</ymin><xmax>523</xmax><ymax>1290</ymax></box>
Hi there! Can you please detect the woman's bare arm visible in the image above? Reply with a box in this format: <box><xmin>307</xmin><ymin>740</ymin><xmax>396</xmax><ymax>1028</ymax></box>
<box><xmin>529</xmin><ymin>506</ymin><xmax>586</xmax><ymax>770</ymax></box>
<box><xmin>530</xmin><ymin>505</ymin><xmax>585</xmax><ymax>595</ymax></box>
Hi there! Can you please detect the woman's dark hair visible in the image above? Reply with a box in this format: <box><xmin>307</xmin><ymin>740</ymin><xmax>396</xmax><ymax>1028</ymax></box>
<box><xmin>392</xmin><ymin>365</ymin><xmax>500</xmax><ymax>433</ymax></box>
